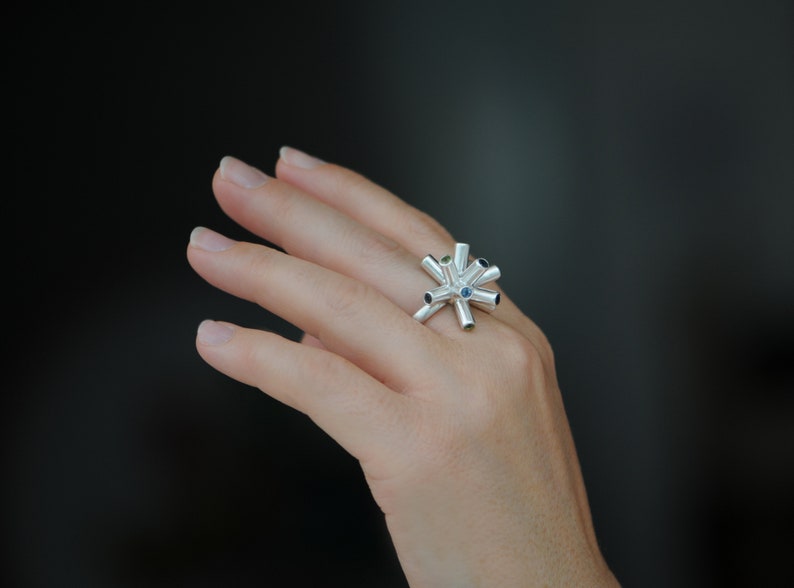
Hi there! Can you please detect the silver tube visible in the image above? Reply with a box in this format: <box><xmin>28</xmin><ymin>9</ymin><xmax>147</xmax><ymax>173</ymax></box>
<box><xmin>424</xmin><ymin>285</ymin><xmax>453</xmax><ymax>305</ymax></box>
<box><xmin>460</xmin><ymin>258</ymin><xmax>489</xmax><ymax>285</ymax></box>
<box><xmin>441</xmin><ymin>257</ymin><xmax>458</xmax><ymax>287</ymax></box>
<box><xmin>453</xmin><ymin>243</ymin><xmax>470</xmax><ymax>274</ymax></box>
<box><xmin>421</xmin><ymin>254</ymin><xmax>444</xmax><ymax>284</ymax></box>
<box><xmin>454</xmin><ymin>299</ymin><xmax>475</xmax><ymax>330</ymax></box>
<box><xmin>473</xmin><ymin>265</ymin><xmax>500</xmax><ymax>287</ymax></box>
<box><xmin>413</xmin><ymin>302</ymin><xmax>445</xmax><ymax>323</ymax></box>
<box><xmin>469</xmin><ymin>287</ymin><xmax>500</xmax><ymax>310</ymax></box>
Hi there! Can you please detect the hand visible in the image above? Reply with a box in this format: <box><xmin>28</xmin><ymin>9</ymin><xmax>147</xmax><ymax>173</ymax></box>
<box><xmin>187</xmin><ymin>148</ymin><xmax>619</xmax><ymax>587</ymax></box>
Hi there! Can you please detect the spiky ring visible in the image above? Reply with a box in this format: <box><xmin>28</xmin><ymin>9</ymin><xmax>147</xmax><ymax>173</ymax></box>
<box><xmin>412</xmin><ymin>243</ymin><xmax>501</xmax><ymax>330</ymax></box>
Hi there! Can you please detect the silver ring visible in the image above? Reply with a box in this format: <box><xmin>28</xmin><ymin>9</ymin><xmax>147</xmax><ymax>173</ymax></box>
<box><xmin>412</xmin><ymin>243</ymin><xmax>501</xmax><ymax>330</ymax></box>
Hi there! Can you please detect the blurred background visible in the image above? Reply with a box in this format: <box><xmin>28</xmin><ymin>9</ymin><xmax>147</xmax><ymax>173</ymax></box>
<box><xmin>3</xmin><ymin>1</ymin><xmax>792</xmax><ymax>586</ymax></box>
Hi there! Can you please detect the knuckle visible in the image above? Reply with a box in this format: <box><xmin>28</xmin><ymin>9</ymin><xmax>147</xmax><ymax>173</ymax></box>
<box><xmin>321</xmin><ymin>277</ymin><xmax>376</xmax><ymax>322</ymax></box>
<box><xmin>493</xmin><ymin>318</ymin><xmax>556</xmax><ymax>375</ymax></box>
<box><xmin>457</xmin><ymin>333</ymin><xmax>545</xmax><ymax>436</ymax></box>
<box><xmin>242</xmin><ymin>243</ymin><xmax>277</xmax><ymax>277</ymax></box>
<box><xmin>266</xmin><ymin>187</ymin><xmax>299</xmax><ymax>228</ymax></box>
<box><xmin>404</xmin><ymin>207</ymin><xmax>453</xmax><ymax>243</ymax></box>
<box><xmin>355</xmin><ymin>230</ymin><xmax>402</xmax><ymax>267</ymax></box>
<box><xmin>519</xmin><ymin>317</ymin><xmax>557</xmax><ymax>373</ymax></box>
<box><xmin>332</xmin><ymin>167</ymin><xmax>374</xmax><ymax>199</ymax></box>
<box><xmin>503</xmin><ymin>330</ymin><xmax>545</xmax><ymax>379</ymax></box>
<box><xmin>242</xmin><ymin>338</ymin><xmax>269</xmax><ymax>376</ymax></box>
<box><xmin>534</xmin><ymin>330</ymin><xmax>556</xmax><ymax>371</ymax></box>
<box><xmin>305</xmin><ymin>348</ymin><xmax>349</xmax><ymax>393</ymax></box>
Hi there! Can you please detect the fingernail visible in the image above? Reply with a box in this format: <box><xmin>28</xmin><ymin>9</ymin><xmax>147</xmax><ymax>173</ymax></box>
<box><xmin>197</xmin><ymin>319</ymin><xmax>234</xmax><ymax>346</ymax></box>
<box><xmin>279</xmin><ymin>146</ymin><xmax>324</xmax><ymax>169</ymax></box>
<box><xmin>189</xmin><ymin>226</ymin><xmax>236</xmax><ymax>252</ymax></box>
<box><xmin>219</xmin><ymin>155</ymin><xmax>271</xmax><ymax>188</ymax></box>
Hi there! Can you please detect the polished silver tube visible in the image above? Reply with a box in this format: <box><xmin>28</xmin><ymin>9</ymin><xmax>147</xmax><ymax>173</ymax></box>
<box><xmin>441</xmin><ymin>257</ymin><xmax>458</xmax><ymax>287</ymax></box>
<box><xmin>413</xmin><ymin>302</ymin><xmax>445</xmax><ymax>323</ymax></box>
<box><xmin>454</xmin><ymin>299</ymin><xmax>475</xmax><ymax>330</ymax></box>
<box><xmin>460</xmin><ymin>258</ymin><xmax>489</xmax><ymax>285</ymax></box>
<box><xmin>470</xmin><ymin>287</ymin><xmax>500</xmax><ymax>311</ymax></box>
<box><xmin>453</xmin><ymin>243</ymin><xmax>470</xmax><ymax>274</ymax></box>
<box><xmin>424</xmin><ymin>285</ymin><xmax>453</xmax><ymax>305</ymax></box>
<box><xmin>421</xmin><ymin>254</ymin><xmax>444</xmax><ymax>284</ymax></box>
<box><xmin>473</xmin><ymin>265</ymin><xmax>501</xmax><ymax>287</ymax></box>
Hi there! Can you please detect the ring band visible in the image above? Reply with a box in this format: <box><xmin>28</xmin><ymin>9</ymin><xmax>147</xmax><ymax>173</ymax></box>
<box><xmin>413</xmin><ymin>243</ymin><xmax>501</xmax><ymax>330</ymax></box>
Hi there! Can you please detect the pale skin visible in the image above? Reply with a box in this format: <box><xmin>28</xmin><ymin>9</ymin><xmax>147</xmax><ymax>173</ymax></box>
<box><xmin>187</xmin><ymin>147</ymin><xmax>620</xmax><ymax>587</ymax></box>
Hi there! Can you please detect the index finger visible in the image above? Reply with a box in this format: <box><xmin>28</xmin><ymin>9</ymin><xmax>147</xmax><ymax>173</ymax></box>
<box><xmin>275</xmin><ymin>146</ymin><xmax>454</xmax><ymax>259</ymax></box>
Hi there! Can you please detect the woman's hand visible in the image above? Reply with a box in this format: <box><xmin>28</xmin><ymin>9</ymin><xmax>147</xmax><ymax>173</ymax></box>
<box><xmin>186</xmin><ymin>147</ymin><xmax>619</xmax><ymax>587</ymax></box>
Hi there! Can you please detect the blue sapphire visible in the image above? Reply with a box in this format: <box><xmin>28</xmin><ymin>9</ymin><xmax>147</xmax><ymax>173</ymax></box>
<box><xmin>460</xmin><ymin>287</ymin><xmax>472</xmax><ymax>298</ymax></box>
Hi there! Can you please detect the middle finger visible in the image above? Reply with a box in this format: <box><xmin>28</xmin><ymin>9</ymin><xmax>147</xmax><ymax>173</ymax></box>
<box><xmin>187</xmin><ymin>229</ymin><xmax>442</xmax><ymax>393</ymax></box>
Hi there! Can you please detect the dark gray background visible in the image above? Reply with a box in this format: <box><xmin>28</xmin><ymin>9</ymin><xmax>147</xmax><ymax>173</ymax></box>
<box><xmin>4</xmin><ymin>1</ymin><xmax>793</xmax><ymax>586</ymax></box>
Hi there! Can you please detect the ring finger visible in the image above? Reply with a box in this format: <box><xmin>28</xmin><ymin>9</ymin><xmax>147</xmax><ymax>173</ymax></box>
<box><xmin>212</xmin><ymin>155</ymin><xmax>488</xmax><ymax>336</ymax></box>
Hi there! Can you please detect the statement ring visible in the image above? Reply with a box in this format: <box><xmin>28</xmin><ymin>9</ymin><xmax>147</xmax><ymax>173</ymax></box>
<box><xmin>413</xmin><ymin>243</ymin><xmax>501</xmax><ymax>330</ymax></box>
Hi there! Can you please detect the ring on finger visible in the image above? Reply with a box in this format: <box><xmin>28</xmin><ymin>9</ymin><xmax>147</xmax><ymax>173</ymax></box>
<box><xmin>413</xmin><ymin>242</ymin><xmax>501</xmax><ymax>331</ymax></box>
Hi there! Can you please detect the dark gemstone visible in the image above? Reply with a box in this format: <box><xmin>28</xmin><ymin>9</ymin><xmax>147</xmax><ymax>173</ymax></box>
<box><xmin>440</xmin><ymin>255</ymin><xmax>452</xmax><ymax>264</ymax></box>
<box><xmin>495</xmin><ymin>293</ymin><xmax>501</xmax><ymax>305</ymax></box>
<box><xmin>424</xmin><ymin>292</ymin><xmax>433</xmax><ymax>304</ymax></box>
<box><xmin>460</xmin><ymin>287</ymin><xmax>472</xmax><ymax>298</ymax></box>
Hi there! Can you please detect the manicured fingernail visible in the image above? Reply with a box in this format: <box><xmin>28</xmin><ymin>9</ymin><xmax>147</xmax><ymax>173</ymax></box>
<box><xmin>197</xmin><ymin>319</ymin><xmax>234</xmax><ymax>346</ymax></box>
<box><xmin>189</xmin><ymin>226</ymin><xmax>236</xmax><ymax>252</ymax></box>
<box><xmin>219</xmin><ymin>155</ymin><xmax>271</xmax><ymax>188</ymax></box>
<box><xmin>279</xmin><ymin>146</ymin><xmax>324</xmax><ymax>169</ymax></box>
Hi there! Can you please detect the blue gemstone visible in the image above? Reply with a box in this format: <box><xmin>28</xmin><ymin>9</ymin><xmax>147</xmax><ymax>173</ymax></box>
<box><xmin>460</xmin><ymin>287</ymin><xmax>472</xmax><ymax>298</ymax></box>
